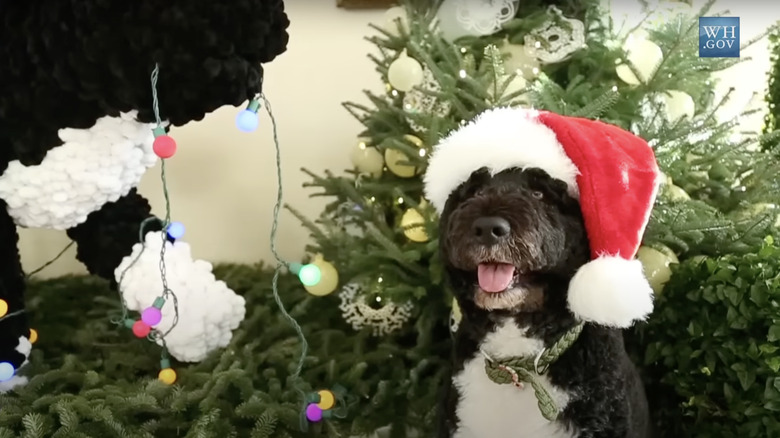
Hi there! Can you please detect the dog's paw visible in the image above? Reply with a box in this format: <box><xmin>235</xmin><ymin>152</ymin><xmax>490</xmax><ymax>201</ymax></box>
<box><xmin>568</xmin><ymin>256</ymin><xmax>654</xmax><ymax>328</ymax></box>
<box><xmin>0</xmin><ymin>335</ymin><xmax>32</xmax><ymax>393</ymax></box>
<box><xmin>115</xmin><ymin>231</ymin><xmax>246</xmax><ymax>362</ymax></box>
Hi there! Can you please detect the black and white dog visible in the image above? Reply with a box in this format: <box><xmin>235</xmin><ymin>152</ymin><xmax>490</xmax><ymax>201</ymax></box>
<box><xmin>424</xmin><ymin>108</ymin><xmax>662</xmax><ymax>438</ymax></box>
<box><xmin>0</xmin><ymin>0</ymin><xmax>289</xmax><ymax>390</ymax></box>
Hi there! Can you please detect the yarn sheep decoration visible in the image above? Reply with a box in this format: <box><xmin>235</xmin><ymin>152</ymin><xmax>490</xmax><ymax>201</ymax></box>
<box><xmin>0</xmin><ymin>0</ymin><xmax>290</xmax><ymax>391</ymax></box>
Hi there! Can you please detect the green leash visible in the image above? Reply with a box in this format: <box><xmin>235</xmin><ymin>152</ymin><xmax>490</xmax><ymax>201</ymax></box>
<box><xmin>483</xmin><ymin>322</ymin><xmax>584</xmax><ymax>421</ymax></box>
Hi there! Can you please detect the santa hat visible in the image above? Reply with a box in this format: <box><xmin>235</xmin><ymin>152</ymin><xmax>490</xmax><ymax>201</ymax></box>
<box><xmin>423</xmin><ymin>107</ymin><xmax>662</xmax><ymax>328</ymax></box>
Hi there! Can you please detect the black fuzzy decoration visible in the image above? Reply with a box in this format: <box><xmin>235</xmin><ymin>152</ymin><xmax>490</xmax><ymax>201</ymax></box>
<box><xmin>0</xmin><ymin>0</ymin><xmax>289</xmax><ymax>384</ymax></box>
<box><xmin>0</xmin><ymin>200</ymin><xmax>28</xmax><ymax>371</ymax></box>
<box><xmin>66</xmin><ymin>189</ymin><xmax>165</xmax><ymax>284</ymax></box>
<box><xmin>0</xmin><ymin>0</ymin><xmax>290</xmax><ymax>171</ymax></box>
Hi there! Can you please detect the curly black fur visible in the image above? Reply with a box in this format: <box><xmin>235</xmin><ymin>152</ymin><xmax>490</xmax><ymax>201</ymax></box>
<box><xmin>0</xmin><ymin>0</ymin><xmax>289</xmax><ymax>171</ymax></box>
<box><xmin>437</xmin><ymin>167</ymin><xmax>651</xmax><ymax>438</ymax></box>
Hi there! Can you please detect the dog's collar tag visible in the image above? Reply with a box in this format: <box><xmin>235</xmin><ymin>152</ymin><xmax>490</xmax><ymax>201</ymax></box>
<box><xmin>482</xmin><ymin>322</ymin><xmax>585</xmax><ymax>421</ymax></box>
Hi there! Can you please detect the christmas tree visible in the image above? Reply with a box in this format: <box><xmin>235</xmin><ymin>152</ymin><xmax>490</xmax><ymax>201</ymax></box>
<box><xmin>291</xmin><ymin>0</ymin><xmax>780</xmax><ymax>435</ymax></box>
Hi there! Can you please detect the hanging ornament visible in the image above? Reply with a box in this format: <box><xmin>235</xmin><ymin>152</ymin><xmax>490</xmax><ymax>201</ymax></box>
<box><xmin>384</xmin><ymin>135</ymin><xmax>424</xmax><ymax>178</ymax></box>
<box><xmin>435</xmin><ymin>0</ymin><xmax>519</xmax><ymax>41</ymax></box>
<box><xmin>401</xmin><ymin>207</ymin><xmax>429</xmax><ymax>242</ymax></box>
<box><xmin>303</xmin><ymin>254</ymin><xmax>339</xmax><ymax>297</ymax></box>
<box><xmin>382</xmin><ymin>6</ymin><xmax>408</xmax><ymax>36</ymax></box>
<box><xmin>490</xmin><ymin>73</ymin><xmax>528</xmax><ymax>102</ymax></box>
<box><xmin>388</xmin><ymin>50</ymin><xmax>424</xmax><ymax>92</ymax></box>
<box><xmin>523</xmin><ymin>6</ymin><xmax>585</xmax><ymax>64</ymax></box>
<box><xmin>449</xmin><ymin>298</ymin><xmax>462</xmax><ymax>333</ymax></box>
<box><xmin>338</xmin><ymin>282</ymin><xmax>414</xmax><ymax>336</ymax></box>
<box><xmin>636</xmin><ymin>245</ymin><xmax>678</xmax><ymax>294</ymax></box>
<box><xmin>403</xmin><ymin>67</ymin><xmax>452</xmax><ymax>133</ymax></box>
<box><xmin>662</xmin><ymin>90</ymin><xmax>695</xmax><ymax>123</ymax></box>
<box><xmin>500</xmin><ymin>41</ymin><xmax>541</xmax><ymax>80</ymax></box>
<box><xmin>615</xmin><ymin>34</ymin><xmax>663</xmax><ymax>85</ymax></box>
<box><xmin>664</xmin><ymin>183</ymin><xmax>690</xmax><ymax>201</ymax></box>
<box><xmin>350</xmin><ymin>138</ymin><xmax>384</xmax><ymax>177</ymax></box>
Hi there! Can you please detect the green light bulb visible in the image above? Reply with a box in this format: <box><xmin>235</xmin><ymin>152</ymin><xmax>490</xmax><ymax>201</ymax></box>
<box><xmin>298</xmin><ymin>264</ymin><xmax>321</xmax><ymax>286</ymax></box>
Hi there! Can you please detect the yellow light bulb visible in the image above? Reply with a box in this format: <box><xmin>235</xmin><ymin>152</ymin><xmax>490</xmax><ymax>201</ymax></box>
<box><xmin>158</xmin><ymin>368</ymin><xmax>177</xmax><ymax>385</ymax></box>
<box><xmin>0</xmin><ymin>299</ymin><xmax>7</xmax><ymax>317</ymax></box>
<box><xmin>317</xmin><ymin>390</ymin><xmax>336</xmax><ymax>410</ymax></box>
<box><xmin>29</xmin><ymin>329</ymin><xmax>38</xmax><ymax>344</ymax></box>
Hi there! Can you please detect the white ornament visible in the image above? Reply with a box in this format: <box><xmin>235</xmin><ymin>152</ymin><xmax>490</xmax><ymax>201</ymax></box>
<box><xmin>615</xmin><ymin>36</ymin><xmax>663</xmax><ymax>85</ymax></box>
<box><xmin>490</xmin><ymin>73</ymin><xmax>528</xmax><ymax>102</ymax></box>
<box><xmin>500</xmin><ymin>42</ymin><xmax>541</xmax><ymax>79</ymax></box>
<box><xmin>523</xmin><ymin>7</ymin><xmax>585</xmax><ymax>63</ymax></box>
<box><xmin>382</xmin><ymin>6</ymin><xmax>408</xmax><ymax>35</ymax></box>
<box><xmin>388</xmin><ymin>50</ymin><xmax>424</xmax><ymax>92</ymax></box>
<box><xmin>0</xmin><ymin>111</ymin><xmax>156</xmax><ymax>229</ymax></box>
<box><xmin>115</xmin><ymin>231</ymin><xmax>246</xmax><ymax>362</ymax></box>
<box><xmin>436</xmin><ymin>0</ymin><xmax>519</xmax><ymax>41</ymax></box>
<box><xmin>403</xmin><ymin>67</ymin><xmax>452</xmax><ymax>133</ymax></box>
<box><xmin>338</xmin><ymin>282</ymin><xmax>414</xmax><ymax>336</ymax></box>
<box><xmin>662</xmin><ymin>90</ymin><xmax>695</xmax><ymax>123</ymax></box>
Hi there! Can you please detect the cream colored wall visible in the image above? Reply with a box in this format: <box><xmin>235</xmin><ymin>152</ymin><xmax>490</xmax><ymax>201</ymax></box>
<box><xmin>17</xmin><ymin>1</ymin><xmax>777</xmax><ymax>278</ymax></box>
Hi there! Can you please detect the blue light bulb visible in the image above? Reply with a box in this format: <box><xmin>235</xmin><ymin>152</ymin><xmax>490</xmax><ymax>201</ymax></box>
<box><xmin>236</xmin><ymin>98</ymin><xmax>261</xmax><ymax>132</ymax></box>
<box><xmin>167</xmin><ymin>221</ymin><xmax>185</xmax><ymax>239</ymax></box>
<box><xmin>0</xmin><ymin>361</ymin><xmax>15</xmax><ymax>382</ymax></box>
<box><xmin>236</xmin><ymin>109</ymin><xmax>259</xmax><ymax>132</ymax></box>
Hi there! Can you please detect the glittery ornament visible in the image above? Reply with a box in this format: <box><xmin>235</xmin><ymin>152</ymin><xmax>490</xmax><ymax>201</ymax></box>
<box><xmin>338</xmin><ymin>282</ymin><xmax>414</xmax><ymax>336</ymax></box>
<box><xmin>524</xmin><ymin>7</ymin><xmax>585</xmax><ymax>64</ymax></box>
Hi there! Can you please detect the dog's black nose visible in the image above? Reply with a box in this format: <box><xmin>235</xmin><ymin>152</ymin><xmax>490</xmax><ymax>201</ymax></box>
<box><xmin>473</xmin><ymin>216</ymin><xmax>511</xmax><ymax>245</ymax></box>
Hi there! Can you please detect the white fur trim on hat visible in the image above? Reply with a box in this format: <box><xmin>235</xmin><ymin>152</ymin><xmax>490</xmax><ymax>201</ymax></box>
<box><xmin>567</xmin><ymin>256</ymin><xmax>654</xmax><ymax>328</ymax></box>
<box><xmin>423</xmin><ymin>107</ymin><xmax>580</xmax><ymax>214</ymax></box>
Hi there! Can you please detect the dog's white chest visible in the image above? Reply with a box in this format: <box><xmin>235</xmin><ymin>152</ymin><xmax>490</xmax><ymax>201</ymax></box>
<box><xmin>452</xmin><ymin>321</ymin><xmax>576</xmax><ymax>438</ymax></box>
<box><xmin>0</xmin><ymin>111</ymin><xmax>157</xmax><ymax>229</ymax></box>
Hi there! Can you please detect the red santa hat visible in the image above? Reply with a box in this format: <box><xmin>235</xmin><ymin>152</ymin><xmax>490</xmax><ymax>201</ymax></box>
<box><xmin>423</xmin><ymin>107</ymin><xmax>663</xmax><ymax>328</ymax></box>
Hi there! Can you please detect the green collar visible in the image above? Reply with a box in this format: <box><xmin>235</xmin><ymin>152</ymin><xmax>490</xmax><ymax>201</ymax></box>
<box><xmin>483</xmin><ymin>322</ymin><xmax>584</xmax><ymax>422</ymax></box>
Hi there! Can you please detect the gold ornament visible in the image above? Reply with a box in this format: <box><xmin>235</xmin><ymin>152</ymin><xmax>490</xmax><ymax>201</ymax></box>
<box><xmin>491</xmin><ymin>73</ymin><xmax>528</xmax><ymax>101</ymax></box>
<box><xmin>303</xmin><ymin>254</ymin><xmax>339</xmax><ymax>297</ymax></box>
<box><xmin>637</xmin><ymin>245</ymin><xmax>678</xmax><ymax>294</ymax></box>
<box><xmin>384</xmin><ymin>135</ymin><xmax>423</xmax><ymax>178</ymax></box>
<box><xmin>665</xmin><ymin>184</ymin><xmax>690</xmax><ymax>201</ymax></box>
<box><xmin>401</xmin><ymin>207</ymin><xmax>429</xmax><ymax>242</ymax></box>
<box><xmin>615</xmin><ymin>35</ymin><xmax>663</xmax><ymax>85</ymax></box>
<box><xmin>663</xmin><ymin>90</ymin><xmax>695</xmax><ymax>123</ymax></box>
<box><xmin>500</xmin><ymin>41</ymin><xmax>541</xmax><ymax>79</ymax></box>
<box><xmin>388</xmin><ymin>50</ymin><xmax>424</xmax><ymax>92</ymax></box>
<box><xmin>449</xmin><ymin>298</ymin><xmax>462</xmax><ymax>333</ymax></box>
<box><xmin>350</xmin><ymin>138</ymin><xmax>384</xmax><ymax>177</ymax></box>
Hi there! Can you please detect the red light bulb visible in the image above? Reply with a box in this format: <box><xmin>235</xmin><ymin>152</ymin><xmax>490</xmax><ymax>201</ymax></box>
<box><xmin>153</xmin><ymin>135</ymin><xmax>177</xmax><ymax>159</ymax></box>
<box><xmin>132</xmin><ymin>320</ymin><xmax>151</xmax><ymax>338</ymax></box>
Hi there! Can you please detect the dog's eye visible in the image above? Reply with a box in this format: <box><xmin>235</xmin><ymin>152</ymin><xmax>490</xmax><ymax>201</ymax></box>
<box><xmin>532</xmin><ymin>191</ymin><xmax>544</xmax><ymax>199</ymax></box>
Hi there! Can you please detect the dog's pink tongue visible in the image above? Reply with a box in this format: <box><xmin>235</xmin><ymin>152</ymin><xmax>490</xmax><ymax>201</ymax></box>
<box><xmin>477</xmin><ymin>263</ymin><xmax>515</xmax><ymax>293</ymax></box>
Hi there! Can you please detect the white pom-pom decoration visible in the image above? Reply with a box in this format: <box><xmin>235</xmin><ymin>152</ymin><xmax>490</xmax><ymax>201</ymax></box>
<box><xmin>0</xmin><ymin>111</ymin><xmax>157</xmax><ymax>229</ymax></box>
<box><xmin>114</xmin><ymin>231</ymin><xmax>246</xmax><ymax>362</ymax></box>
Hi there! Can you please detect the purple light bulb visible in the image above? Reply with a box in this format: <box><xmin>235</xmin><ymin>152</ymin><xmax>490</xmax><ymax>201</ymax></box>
<box><xmin>306</xmin><ymin>403</ymin><xmax>323</xmax><ymax>422</ymax></box>
<box><xmin>141</xmin><ymin>307</ymin><xmax>162</xmax><ymax>326</ymax></box>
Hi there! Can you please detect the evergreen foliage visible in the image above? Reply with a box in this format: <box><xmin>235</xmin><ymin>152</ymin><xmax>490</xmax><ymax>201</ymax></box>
<box><xmin>632</xmin><ymin>237</ymin><xmax>780</xmax><ymax>437</ymax></box>
<box><xmin>0</xmin><ymin>266</ymin><xmax>449</xmax><ymax>437</ymax></box>
<box><xmin>765</xmin><ymin>24</ymin><xmax>780</xmax><ymax>135</ymax></box>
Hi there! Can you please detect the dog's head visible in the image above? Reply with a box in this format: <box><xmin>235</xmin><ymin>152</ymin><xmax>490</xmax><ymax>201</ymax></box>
<box><xmin>439</xmin><ymin>166</ymin><xmax>590</xmax><ymax>313</ymax></box>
